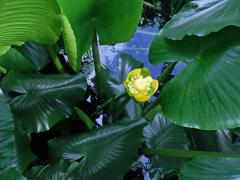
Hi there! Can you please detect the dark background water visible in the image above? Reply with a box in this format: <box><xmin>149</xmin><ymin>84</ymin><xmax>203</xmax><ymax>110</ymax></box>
<box><xmin>99</xmin><ymin>22</ymin><xmax>185</xmax><ymax>79</ymax></box>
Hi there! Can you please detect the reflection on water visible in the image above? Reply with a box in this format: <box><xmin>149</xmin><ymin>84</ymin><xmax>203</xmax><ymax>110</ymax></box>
<box><xmin>99</xmin><ymin>22</ymin><xmax>185</xmax><ymax>79</ymax></box>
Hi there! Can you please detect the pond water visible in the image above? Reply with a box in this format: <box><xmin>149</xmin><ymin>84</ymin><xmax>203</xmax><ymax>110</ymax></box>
<box><xmin>99</xmin><ymin>22</ymin><xmax>185</xmax><ymax>79</ymax></box>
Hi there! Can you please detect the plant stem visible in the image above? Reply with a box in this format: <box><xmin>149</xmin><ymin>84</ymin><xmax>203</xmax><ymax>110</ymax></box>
<box><xmin>92</xmin><ymin>30</ymin><xmax>103</xmax><ymax>98</ymax></box>
<box><xmin>96</xmin><ymin>91</ymin><xmax>127</xmax><ymax>112</ymax></box>
<box><xmin>47</xmin><ymin>46</ymin><xmax>64</xmax><ymax>74</ymax></box>
<box><xmin>157</xmin><ymin>62</ymin><xmax>177</xmax><ymax>83</ymax></box>
<box><xmin>143</xmin><ymin>1</ymin><xmax>161</xmax><ymax>12</ymax></box>
<box><xmin>143</xmin><ymin>148</ymin><xmax>240</xmax><ymax>159</ymax></box>
<box><xmin>170</xmin><ymin>0</ymin><xmax>174</xmax><ymax>16</ymax></box>
<box><xmin>0</xmin><ymin>66</ymin><xmax>7</xmax><ymax>74</ymax></box>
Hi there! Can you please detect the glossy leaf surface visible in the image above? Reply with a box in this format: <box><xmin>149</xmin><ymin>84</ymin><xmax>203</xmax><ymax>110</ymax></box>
<box><xmin>49</xmin><ymin>119</ymin><xmax>146</xmax><ymax>180</ymax></box>
<box><xmin>150</xmin><ymin>27</ymin><xmax>240</xmax><ymax>129</ymax></box>
<box><xmin>1</xmin><ymin>71</ymin><xmax>87</xmax><ymax>132</ymax></box>
<box><xmin>162</xmin><ymin>0</ymin><xmax>240</xmax><ymax>40</ymax></box>
<box><xmin>0</xmin><ymin>0</ymin><xmax>61</xmax><ymax>46</ymax></box>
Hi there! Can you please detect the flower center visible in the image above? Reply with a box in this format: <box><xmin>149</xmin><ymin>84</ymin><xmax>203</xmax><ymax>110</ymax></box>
<box><xmin>134</xmin><ymin>77</ymin><xmax>148</xmax><ymax>91</ymax></box>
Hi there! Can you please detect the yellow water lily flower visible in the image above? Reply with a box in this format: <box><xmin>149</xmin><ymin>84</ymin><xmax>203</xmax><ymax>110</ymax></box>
<box><xmin>124</xmin><ymin>68</ymin><xmax>159</xmax><ymax>102</ymax></box>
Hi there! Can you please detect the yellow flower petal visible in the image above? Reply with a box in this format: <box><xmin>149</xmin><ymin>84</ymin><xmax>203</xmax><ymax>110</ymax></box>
<box><xmin>124</xmin><ymin>68</ymin><xmax>159</xmax><ymax>103</ymax></box>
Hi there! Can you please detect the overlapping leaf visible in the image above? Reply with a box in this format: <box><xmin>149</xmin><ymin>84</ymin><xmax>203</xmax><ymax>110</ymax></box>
<box><xmin>57</xmin><ymin>0</ymin><xmax>143</xmax><ymax>64</ymax></box>
<box><xmin>49</xmin><ymin>119</ymin><xmax>146</xmax><ymax>180</ymax></box>
<box><xmin>162</xmin><ymin>0</ymin><xmax>240</xmax><ymax>40</ymax></box>
<box><xmin>1</xmin><ymin>71</ymin><xmax>87</xmax><ymax>132</ymax></box>
<box><xmin>0</xmin><ymin>0</ymin><xmax>61</xmax><ymax>46</ymax></box>
<box><xmin>0</xmin><ymin>42</ymin><xmax>50</xmax><ymax>72</ymax></box>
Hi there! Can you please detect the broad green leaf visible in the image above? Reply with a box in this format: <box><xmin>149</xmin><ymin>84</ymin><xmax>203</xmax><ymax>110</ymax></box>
<box><xmin>1</xmin><ymin>71</ymin><xmax>87</xmax><ymax>132</ymax></box>
<box><xmin>0</xmin><ymin>168</ymin><xmax>26</xmax><ymax>180</ymax></box>
<box><xmin>162</xmin><ymin>0</ymin><xmax>240</xmax><ymax>40</ymax></box>
<box><xmin>49</xmin><ymin>119</ymin><xmax>146</xmax><ymax>180</ymax></box>
<box><xmin>179</xmin><ymin>157</ymin><xmax>240</xmax><ymax>180</ymax></box>
<box><xmin>144</xmin><ymin>112</ymin><xmax>189</xmax><ymax>177</ymax></box>
<box><xmin>57</xmin><ymin>0</ymin><xmax>143</xmax><ymax>59</ymax></box>
<box><xmin>0</xmin><ymin>42</ymin><xmax>50</xmax><ymax>72</ymax></box>
<box><xmin>150</xmin><ymin>27</ymin><xmax>240</xmax><ymax>129</ymax></box>
<box><xmin>0</xmin><ymin>0</ymin><xmax>61</xmax><ymax>46</ymax></box>
<box><xmin>0</xmin><ymin>90</ymin><xmax>15</xmax><ymax>170</ymax></box>
<box><xmin>149</xmin><ymin>27</ymin><xmax>240</xmax><ymax>64</ymax></box>
<box><xmin>61</xmin><ymin>15</ymin><xmax>78</xmax><ymax>72</ymax></box>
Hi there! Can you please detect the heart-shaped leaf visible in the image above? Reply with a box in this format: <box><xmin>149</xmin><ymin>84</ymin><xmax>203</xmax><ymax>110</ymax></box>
<box><xmin>49</xmin><ymin>119</ymin><xmax>146</xmax><ymax>180</ymax></box>
<box><xmin>150</xmin><ymin>27</ymin><xmax>240</xmax><ymax>130</ymax></box>
<box><xmin>162</xmin><ymin>0</ymin><xmax>240</xmax><ymax>40</ymax></box>
<box><xmin>1</xmin><ymin>71</ymin><xmax>87</xmax><ymax>132</ymax></box>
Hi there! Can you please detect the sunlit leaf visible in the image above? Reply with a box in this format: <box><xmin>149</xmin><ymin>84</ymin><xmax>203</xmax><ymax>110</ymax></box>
<box><xmin>0</xmin><ymin>0</ymin><xmax>61</xmax><ymax>46</ymax></box>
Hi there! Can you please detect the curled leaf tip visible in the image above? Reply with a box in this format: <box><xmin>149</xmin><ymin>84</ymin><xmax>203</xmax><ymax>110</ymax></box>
<box><xmin>124</xmin><ymin>68</ymin><xmax>159</xmax><ymax>102</ymax></box>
